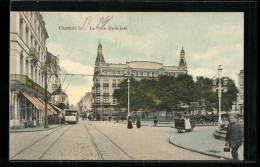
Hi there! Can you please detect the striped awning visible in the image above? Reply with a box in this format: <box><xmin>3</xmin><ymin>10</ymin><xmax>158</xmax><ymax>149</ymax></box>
<box><xmin>21</xmin><ymin>92</ymin><xmax>45</xmax><ymax>111</ymax></box>
<box><xmin>38</xmin><ymin>98</ymin><xmax>57</xmax><ymax>115</ymax></box>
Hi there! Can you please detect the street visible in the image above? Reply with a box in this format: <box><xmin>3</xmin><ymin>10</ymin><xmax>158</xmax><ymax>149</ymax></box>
<box><xmin>10</xmin><ymin>120</ymin><xmax>222</xmax><ymax>160</ymax></box>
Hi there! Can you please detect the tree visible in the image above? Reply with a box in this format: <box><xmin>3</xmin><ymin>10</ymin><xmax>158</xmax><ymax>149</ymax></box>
<box><xmin>196</xmin><ymin>76</ymin><xmax>238</xmax><ymax>114</ymax></box>
<box><xmin>156</xmin><ymin>74</ymin><xmax>198</xmax><ymax>119</ymax></box>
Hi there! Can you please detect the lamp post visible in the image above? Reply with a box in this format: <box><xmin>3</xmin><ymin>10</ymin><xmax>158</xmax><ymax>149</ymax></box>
<box><xmin>44</xmin><ymin>58</ymin><xmax>49</xmax><ymax>128</ymax></box>
<box><xmin>212</xmin><ymin>65</ymin><xmax>228</xmax><ymax>127</ymax></box>
<box><xmin>127</xmin><ymin>78</ymin><xmax>132</xmax><ymax>129</ymax></box>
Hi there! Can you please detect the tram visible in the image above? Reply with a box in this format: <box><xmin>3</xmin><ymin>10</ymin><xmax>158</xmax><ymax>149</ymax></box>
<box><xmin>64</xmin><ymin>109</ymin><xmax>79</xmax><ymax>124</ymax></box>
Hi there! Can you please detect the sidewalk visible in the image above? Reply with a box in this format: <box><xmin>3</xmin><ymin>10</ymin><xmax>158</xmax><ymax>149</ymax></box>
<box><xmin>169</xmin><ymin>128</ymin><xmax>244</xmax><ymax>160</ymax></box>
<box><xmin>10</xmin><ymin>124</ymin><xmax>62</xmax><ymax>133</ymax></box>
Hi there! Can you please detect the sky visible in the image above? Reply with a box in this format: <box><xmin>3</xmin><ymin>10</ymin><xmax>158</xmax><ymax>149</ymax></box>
<box><xmin>41</xmin><ymin>12</ymin><xmax>244</xmax><ymax>106</ymax></box>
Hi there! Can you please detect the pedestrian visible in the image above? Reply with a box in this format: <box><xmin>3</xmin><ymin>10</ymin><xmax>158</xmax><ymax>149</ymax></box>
<box><xmin>225</xmin><ymin>114</ymin><xmax>244</xmax><ymax>160</ymax></box>
<box><xmin>62</xmin><ymin>114</ymin><xmax>65</xmax><ymax>124</ymax></box>
<box><xmin>184</xmin><ymin>115</ymin><xmax>191</xmax><ymax>132</ymax></box>
<box><xmin>136</xmin><ymin>114</ymin><xmax>141</xmax><ymax>128</ymax></box>
<box><xmin>33</xmin><ymin>116</ymin><xmax>36</xmax><ymax>127</ymax></box>
<box><xmin>154</xmin><ymin>114</ymin><xmax>158</xmax><ymax>126</ymax></box>
<box><xmin>59</xmin><ymin>115</ymin><xmax>62</xmax><ymax>124</ymax></box>
<box><xmin>127</xmin><ymin>116</ymin><xmax>133</xmax><ymax>129</ymax></box>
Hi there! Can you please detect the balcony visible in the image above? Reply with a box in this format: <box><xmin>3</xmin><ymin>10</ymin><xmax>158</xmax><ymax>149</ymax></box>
<box><xmin>103</xmin><ymin>93</ymin><xmax>109</xmax><ymax>96</ymax></box>
<box><xmin>29</xmin><ymin>48</ymin><xmax>39</xmax><ymax>62</ymax></box>
<box><xmin>10</xmin><ymin>74</ymin><xmax>51</xmax><ymax>98</ymax></box>
<box><xmin>93</xmin><ymin>93</ymin><xmax>100</xmax><ymax>96</ymax></box>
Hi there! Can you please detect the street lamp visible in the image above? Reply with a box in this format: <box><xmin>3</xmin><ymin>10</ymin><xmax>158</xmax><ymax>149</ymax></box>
<box><xmin>212</xmin><ymin>65</ymin><xmax>228</xmax><ymax>127</ymax></box>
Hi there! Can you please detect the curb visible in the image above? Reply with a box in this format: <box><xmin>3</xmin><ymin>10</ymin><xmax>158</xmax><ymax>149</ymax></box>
<box><xmin>10</xmin><ymin>125</ymin><xmax>63</xmax><ymax>133</ymax></box>
<box><xmin>169</xmin><ymin>136</ymin><xmax>232</xmax><ymax>160</ymax></box>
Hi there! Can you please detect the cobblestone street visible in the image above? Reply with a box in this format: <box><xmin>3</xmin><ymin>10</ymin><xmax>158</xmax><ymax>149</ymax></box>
<box><xmin>10</xmin><ymin>120</ymin><xmax>223</xmax><ymax>160</ymax></box>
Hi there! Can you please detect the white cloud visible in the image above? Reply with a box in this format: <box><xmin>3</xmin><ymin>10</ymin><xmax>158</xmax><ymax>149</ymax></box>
<box><xmin>60</xmin><ymin>59</ymin><xmax>94</xmax><ymax>75</ymax></box>
<box><xmin>188</xmin><ymin>68</ymin><xmax>215</xmax><ymax>78</ymax></box>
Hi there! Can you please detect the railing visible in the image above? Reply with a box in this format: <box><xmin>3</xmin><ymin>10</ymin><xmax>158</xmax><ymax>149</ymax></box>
<box><xmin>95</xmin><ymin>83</ymin><xmax>100</xmax><ymax>87</ymax></box>
<box><xmin>29</xmin><ymin>48</ymin><xmax>39</xmax><ymax>61</ymax></box>
<box><xmin>10</xmin><ymin>74</ymin><xmax>51</xmax><ymax>98</ymax></box>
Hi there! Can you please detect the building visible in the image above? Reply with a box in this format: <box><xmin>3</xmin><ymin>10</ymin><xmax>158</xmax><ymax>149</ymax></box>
<box><xmin>237</xmin><ymin>70</ymin><xmax>244</xmax><ymax>115</ymax></box>
<box><xmin>10</xmin><ymin>12</ymin><xmax>57</xmax><ymax>128</ymax></box>
<box><xmin>92</xmin><ymin>42</ymin><xmax>188</xmax><ymax>119</ymax></box>
<box><xmin>77</xmin><ymin>92</ymin><xmax>93</xmax><ymax>115</ymax></box>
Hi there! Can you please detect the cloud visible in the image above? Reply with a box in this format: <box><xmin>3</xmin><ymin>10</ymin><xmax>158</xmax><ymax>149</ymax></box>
<box><xmin>60</xmin><ymin>59</ymin><xmax>94</xmax><ymax>75</ymax></box>
<box><xmin>188</xmin><ymin>68</ymin><xmax>215</xmax><ymax>78</ymax></box>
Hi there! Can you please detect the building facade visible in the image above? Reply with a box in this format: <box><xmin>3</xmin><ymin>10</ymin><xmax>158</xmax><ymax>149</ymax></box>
<box><xmin>237</xmin><ymin>70</ymin><xmax>244</xmax><ymax>115</ymax></box>
<box><xmin>92</xmin><ymin>42</ymin><xmax>188</xmax><ymax>118</ymax></box>
<box><xmin>77</xmin><ymin>92</ymin><xmax>93</xmax><ymax>116</ymax></box>
<box><xmin>10</xmin><ymin>12</ymin><xmax>56</xmax><ymax>128</ymax></box>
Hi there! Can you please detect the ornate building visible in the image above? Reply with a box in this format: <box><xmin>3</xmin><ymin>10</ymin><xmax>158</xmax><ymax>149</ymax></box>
<box><xmin>92</xmin><ymin>42</ymin><xmax>188</xmax><ymax>119</ymax></box>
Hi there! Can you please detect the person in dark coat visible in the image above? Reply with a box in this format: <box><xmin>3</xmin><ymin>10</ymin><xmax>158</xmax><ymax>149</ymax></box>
<box><xmin>136</xmin><ymin>114</ymin><xmax>141</xmax><ymax>128</ymax></box>
<box><xmin>127</xmin><ymin>116</ymin><xmax>133</xmax><ymax>129</ymax></box>
<box><xmin>225</xmin><ymin>114</ymin><xmax>244</xmax><ymax>160</ymax></box>
<box><xmin>154</xmin><ymin>114</ymin><xmax>158</xmax><ymax>126</ymax></box>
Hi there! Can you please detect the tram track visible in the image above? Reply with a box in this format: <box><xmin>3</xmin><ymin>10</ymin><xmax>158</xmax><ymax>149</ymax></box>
<box><xmin>10</xmin><ymin>125</ymin><xmax>73</xmax><ymax>160</ymax></box>
<box><xmin>84</xmin><ymin>122</ymin><xmax>134</xmax><ymax>160</ymax></box>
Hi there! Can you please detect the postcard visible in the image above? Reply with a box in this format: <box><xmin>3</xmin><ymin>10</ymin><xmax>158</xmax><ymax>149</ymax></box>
<box><xmin>9</xmin><ymin>11</ymin><xmax>245</xmax><ymax>161</ymax></box>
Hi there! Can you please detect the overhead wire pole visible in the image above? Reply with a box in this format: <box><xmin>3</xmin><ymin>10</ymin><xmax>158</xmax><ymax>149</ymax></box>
<box><xmin>44</xmin><ymin>57</ymin><xmax>49</xmax><ymax>128</ymax></box>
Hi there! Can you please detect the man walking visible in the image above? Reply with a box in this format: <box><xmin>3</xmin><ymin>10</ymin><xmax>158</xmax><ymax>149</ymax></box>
<box><xmin>225</xmin><ymin>114</ymin><xmax>244</xmax><ymax>160</ymax></box>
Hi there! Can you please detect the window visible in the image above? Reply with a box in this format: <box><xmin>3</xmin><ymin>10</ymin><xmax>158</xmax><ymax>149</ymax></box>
<box><xmin>20</xmin><ymin>53</ymin><xmax>24</xmax><ymax>75</ymax></box>
<box><xmin>103</xmin><ymin>78</ymin><xmax>109</xmax><ymax>84</ymax></box>
<box><xmin>19</xmin><ymin>18</ymin><xmax>23</xmax><ymax>39</ymax></box>
<box><xmin>113</xmin><ymin>97</ymin><xmax>117</xmax><ymax>104</ymax></box>
<box><xmin>35</xmin><ymin>42</ymin><xmax>37</xmax><ymax>51</ymax></box>
<box><xmin>42</xmin><ymin>76</ymin><xmax>44</xmax><ymax>87</ymax></box>
<box><xmin>26</xmin><ymin>60</ymin><xmax>29</xmax><ymax>76</ymax></box>
<box><xmin>95</xmin><ymin>96</ymin><xmax>100</xmax><ymax>103</ymax></box>
<box><xmin>38</xmin><ymin>72</ymin><xmax>40</xmax><ymax>84</ymax></box>
<box><xmin>30</xmin><ymin>12</ymin><xmax>33</xmax><ymax>23</ymax></box>
<box><xmin>31</xmin><ymin>65</ymin><xmax>33</xmax><ymax>80</ymax></box>
<box><xmin>96</xmin><ymin>78</ymin><xmax>100</xmax><ymax>84</ymax></box>
<box><xmin>35</xmin><ymin>69</ymin><xmax>37</xmax><ymax>83</ymax></box>
<box><xmin>117</xmin><ymin>79</ymin><xmax>121</xmax><ymax>83</ymax></box>
<box><xmin>34</xmin><ymin>19</ymin><xmax>37</xmax><ymax>32</ymax></box>
<box><xmin>96</xmin><ymin>87</ymin><xmax>100</xmax><ymax>93</ymax></box>
<box><xmin>112</xmin><ymin>79</ymin><xmax>116</xmax><ymax>84</ymax></box>
<box><xmin>31</xmin><ymin>35</ymin><xmax>33</xmax><ymax>48</ymax></box>
<box><xmin>103</xmin><ymin>87</ymin><xmax>109</xmax><ymax>93</ymax></box>
<box><xmin>26</xmin><ymin>27</ymin><xmax>29</xmax><ymax>45</ymax></box>
<box><xmin>103</xmin><ymin>96</ymin><xmax>109</xmax><ymax>103</ymax></box>
<box><xmin>38</xmin><ymin>26</ymin><xmax>40</xmax><ymax>38</ymax></box>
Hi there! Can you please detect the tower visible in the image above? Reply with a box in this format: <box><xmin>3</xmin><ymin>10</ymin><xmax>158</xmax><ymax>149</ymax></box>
<box><xmin>95</xmin><ymin>41</ymin><xmax>105</xmax><ymax>64</ymax></box>
<box><xmin>179</xmin><ymin>46</ymin><xmax>187</xmax><ymax>68</ymax></box>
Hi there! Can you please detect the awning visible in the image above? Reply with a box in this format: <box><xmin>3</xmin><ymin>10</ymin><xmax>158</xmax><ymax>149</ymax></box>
<box><xmin>51</xmin><ymin>104</ymin><xmax>63</xmax><ymax>114</ymax></box>
<box><xmin>21</xmin><ymin>92</ymin><xmax>45</xmax><ymax>111</ymax></box>
<box><xmin>38</xmin><ymin>98</ymin><xmax>57</xmax><ymax>115</ymax></box>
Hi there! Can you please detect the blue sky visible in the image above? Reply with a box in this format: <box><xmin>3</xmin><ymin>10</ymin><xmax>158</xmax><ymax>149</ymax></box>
<box><xmin>41</xmin><ymin>12</ymin><xmax>244</xmax><ymax>106</ymax></box>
